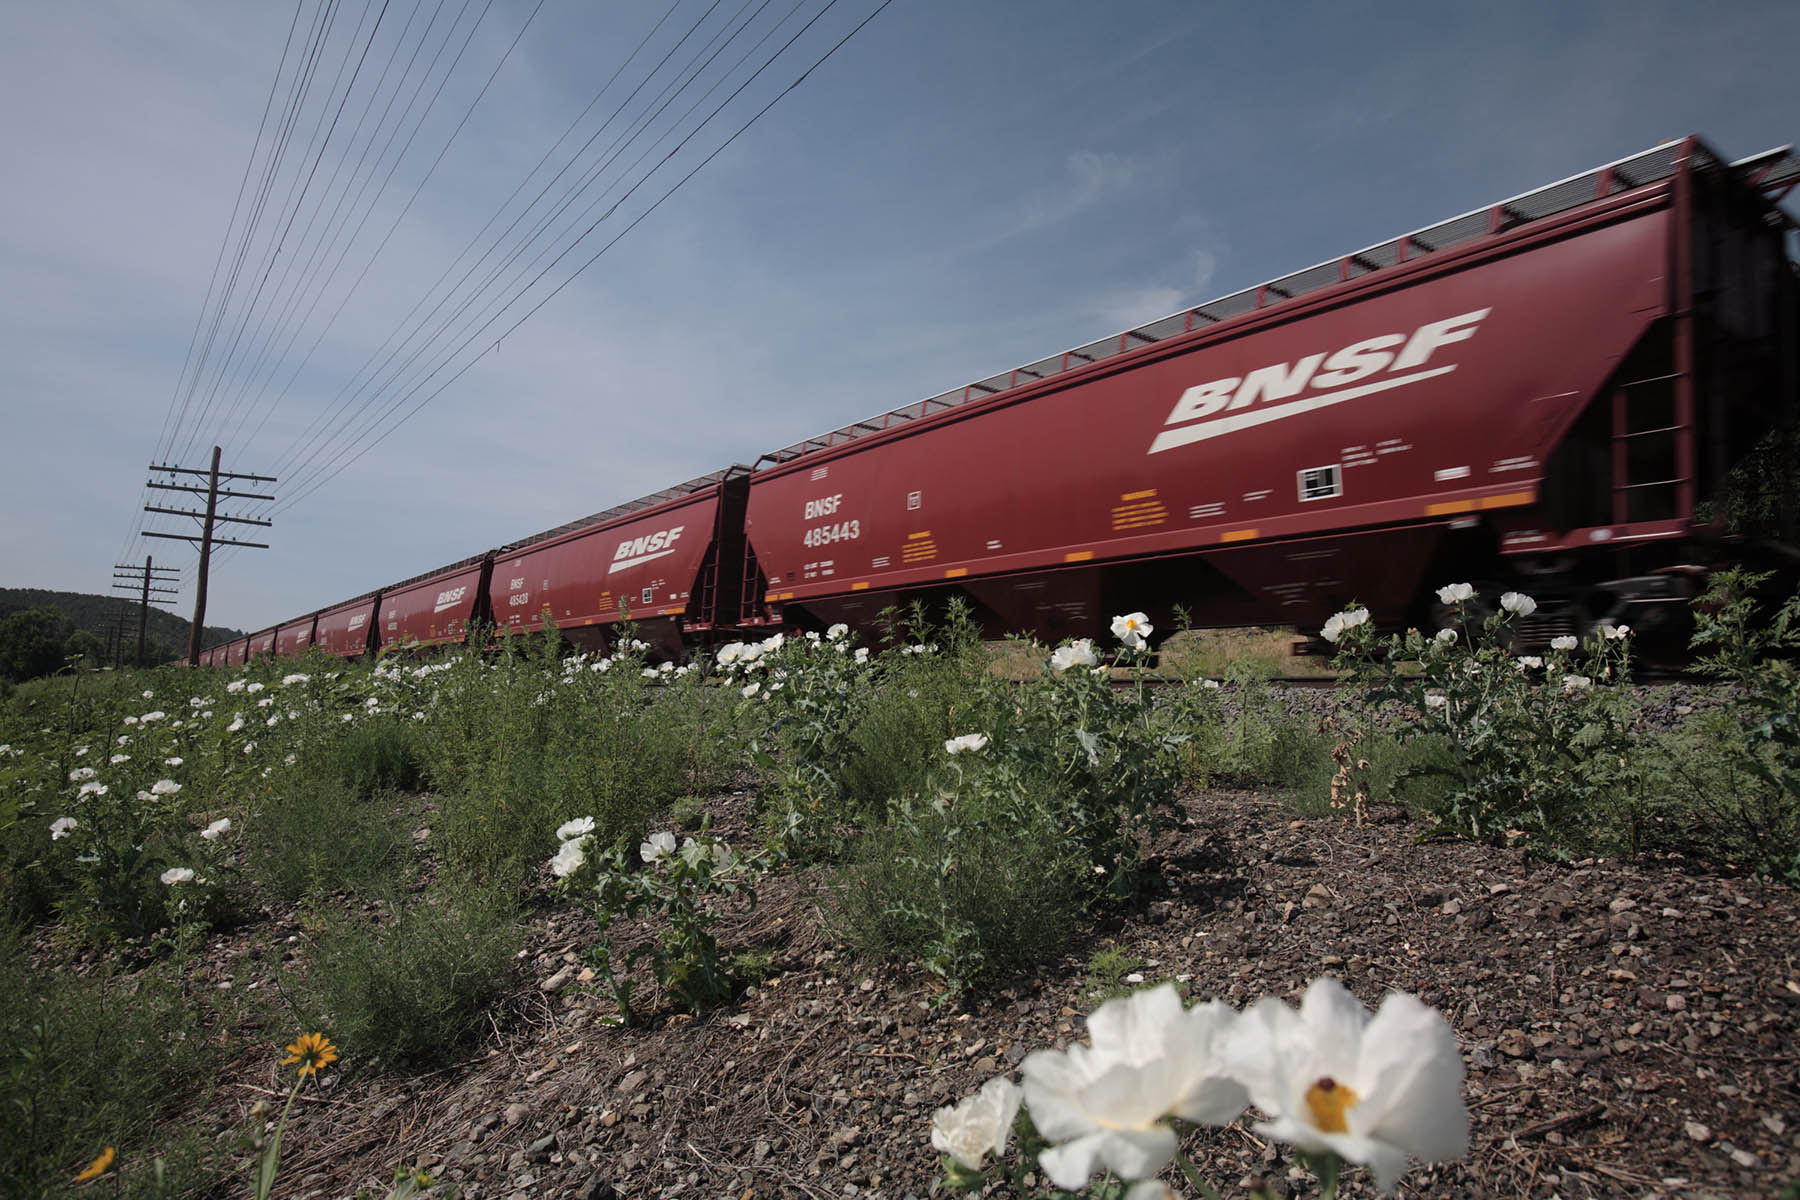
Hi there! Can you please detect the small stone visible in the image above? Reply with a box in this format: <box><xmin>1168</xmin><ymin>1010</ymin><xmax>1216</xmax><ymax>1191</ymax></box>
<box><xmin>540</xmin><ymin>966</ymin><xmax>574</xmax><ymax>993</ymax></box>
<box><xmin>1303</xmin><ymin>883</ymin><xmax>1334</xmax><ymax>909</ymax></box>
<box><xmin>1729</xmin><ymin>1147</ymin><xmax>1759</xmax><ymax>1169</ymax></box>
<box><xmin>1684</xmin><ymin>1120</ymin><xmax>1712</xmax><ymax>1143</ymax></box>
<box><xmin>1608</xmin><ymin>897</ymin><xmax>1637</xmax><ymax>914</ymax></box>
<box><xmin>503</xmin><ymin>1103</ymin><xmax>530</xmax><ymax>1126</ymax></box>
<box><xmin>1666</xmin><ymin>994</ymin><xmax>1688</xmax><ymax>1012</ymax></box>
<box><xmin>1440</xmin><ymin>898</ymin><xmax>1463</xmax><ymax>916</ymax></box>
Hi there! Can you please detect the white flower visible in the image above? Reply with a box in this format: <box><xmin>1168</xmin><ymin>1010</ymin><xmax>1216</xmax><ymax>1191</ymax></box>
<box><xmin>945</xmin><ymin>733</ymin><xmax>989</xmax><ymax>755</ymax></box>
<box><xmin>160</xmin><ymin>867</ymin><xmax>195</xmax><ymax>887</ymax></box>
<box><xmin>741</xmin><ymin>681</ymin><xmax>762</xmax><ymax>699</ymax></box>
<box><xmin>243</xmin><ymin>741</ymin><xmax>257</xmax><ymax>754</ymax></box>
<box><xmin>122</xmin><ymin>715</ymin><xmax>138</xmax><ymax>726</ymax></box>
<box><xmin>110</xmin><ymin>754</ymin><xmax>130</xmax><ymax>765</ymax></box>
<box><xmin>365</xmin><ymin>697</ymin><xmax>381</xmax><ymax>709</ymax></box>
<box><xmin>282</xmin><ymin>753</ymin><xmax>296</xmax><ymax>765</ymax></box>
<box><xmin>227</xmin><ymin>715</ymin><xmax>246</xmax><ymax>733</ymax></box>
<box><xmin>1434</xmin><ymin>628</ymin><xmax>1457</xmax><ymax>645</ymax></box>
<box><xmin>69</xmin><ymin>766</ymin><xmax>96</xmax><ymax>782</ymax></box>
<box><xmin>1561</xmin><ymin>674</ymin><xmax>1592</xmax><ymax>692</ymax></box>
<box><xmin>79</xmin><ymin>781</ymin><xmax>108</xmax><ymax>798</ymax></box>
<box><xmin>550</xmin><ymin>838</ymin><xmax>587</xmax><ymax>878</ymax></box>
<box><xmin>826</xmin><ymin>623</ymin><xmax>849</xmax><ymax>641</ymax></box>
<box><xmin>141</xmin><ymin>711</ymin><xmax>166</xmax><ymax>723</ymax></box>
<box><xmin>1321</xmin><ymin>607</ymin><xmax>1371</xmax><ymax>644</ymax></box>
<box><xmin>245</xmin><ymin>682</ymin><xmax>264</xmax><ymax>694</ymax></box>
<box><xmin>1423</xmin><ymin>693</ymin><xmax>1447</xmax><ymax>710</ymax></box>
<box><xmin>1550</xmin><ymin>635</ymin><xmax>1577</xmax><ymax>652</ymax></box>
<box><xmin>932</xmin><ymin>1076</ymin><xmax>1024</xmax><ymax>1171</ymax></box>
<box><xmin>227</xmin><ymin>680</ymin><xmax>246</xmax><ymax>694</ymax></box>
<box><xmin>710</xmin><ymin>841</ymin><xmax>735</xmax><ymax>872</ymax></box>
<box><xmin>117</xmin><ymin>735</ymin><xmax>130</xmax><ymax>745</ymax></box>
<box><xmin>640</xmin><ymin>831</ymin><xmax>677</xmax><ymax>865</ymax></box>
<box><xmin>164</xmin><ymin>757</ymin><xmax>183</xmax><ymax>767</ymax></box>
<box><xmin>641</xmin><ymin>667</ymin><xmax>659</xmax><ymax>679</ymax></box>
<box><xmin>341</xmin><ymin>713</ymin><xmax>355</xmax><ymax>723</ymax></box>
<box><xmin>142</xmin><ymin>689</ymin><xmax>154</xmax><ymax>699</ymax></box>
<box><xmin>1200</xmin><ymin>678</ymin><xmax>1221</xmax><ymax>690</ymax></box>
<box><xmin>1499</xmin><ymin>591</ymin><xmax>1537</xmax><ymax>617</ymax></box>
<box><xmin>1602</xmin><ymin>623</ymin><xmax>1630</xmax><ymax>640</ymax></box>
<box><xmin>1021</xmin><ymin>984</ymin><xmax>1247</xmax><ymax>1189</ymax></box>
<box><xmin>853</xmin><ymin>647</ymin><xmax>870</xmax><ymax>664</ymax></box>
<box><xmin>150</xmin><ymin>779</ymin><xmax>181</xmax><ymax>796</ymax></box>
<box><xmin>1050</xmin><ymin>639</ymin><xmax>1099</xmax><ymax>672</ymax></box>
<box><xmin>1110</xmin><ymin>612</ymin><xmax>1153</xmax><ymax>649</ymax></box>
<box><xmin>1515</xmin><ymin>656</ymin><xmax>1542</xmax><ymax>671</ymax></box>
<box><xmin>201</xmin><ymin>818</ymin><xmax>232</xmax><ymax>841</ymax></box>
<box><xmin>281</xmin><ymin>673</ymin><xmax>311</xmax><ymax>686</ymax></box>
<box><xmin>556</xmin><ymin>816</ymin><xmax>596</xmax><ymax>842</ymax></box>
<box><xmin>1435</xmin><ymin>582</ymin><xmax>1475</xmax><ymax>605</ymax></box>
<box><xmin>1223</xmin><ymin>978</ymin><xmax>1468</xmax><ymax>1193</ymax></box>
<box><xmin>50</xmin><ymin>817</ymin><xmax>78</xmax><ymax>840</ymax></box>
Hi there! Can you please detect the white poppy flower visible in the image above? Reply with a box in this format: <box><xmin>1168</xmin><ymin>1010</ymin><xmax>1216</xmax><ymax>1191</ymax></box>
<box><xmin>201</xmin><ymin>818</ymin><xmax>232</xmax><ymax>841</ymax></box>
<box><xmin>853</xmin><ymin>647</ymin><xmax>870</xmax><ymax>664</ymax></box>
<box><xmin>741</xmin><ymin>681</ymin><xmax>761</xmax><ymax>699</ymax></box>
<box><xmin>1515</xmin><ymin>656</ymin><xmax>1542</xmax><ymax>671</ymax></box>
<box><xmin>1435</xmin><ymin>583</ymin><xmax>1475</xmax><ymax>605</ymax></box>
<box><xmin>1561</xmin><ymin>674</ymin><xmax>1592</xmax><ymax>692</ymax></box>
<box><xmin>639</xmin><ymin>831</ymin><xmax>677</xmax><ymax>865</ymax></box>
<box><xmin>556</xmin><ymin>816</ymin><xmax>596</xmax><ymax>842</ymax></box>
<box><xmin>246</xmin><ymin>682</ymin><xmax>265</xmax><ymax>694</ymax></box>
<box><xmin>1602</xmin><ymin>623</ymin><xmax>1630</xmax><ymax>640</ymax></box>
<box><xmin>164</xmin><ymin>757</ymin><xmax>183</xmax><ymax>767</ymax></box>
<box><xmin>1110</xmin><ymin>612</ymin><xmax>1153</xmax><ymax>649</ymax></box>
<box><xmin>79</xmin><ymin>782</ymin><xmax>108</xmax><ymax>798</ymax></box>
<box><xmin>150</xmin><ymin>779</ymin><xmax>181</xmax><ymax>796</ymax></box>
<box><xmin>243</xmin><ymin>742</ymin><xmax>256</xmax><ymax>754</ymax></box>
<box><xmin>1050</xmin><ymin>639</ymin><xmax>1099</xmax><ymax>672</ymax></box>
<box><xmin>826</xmin><ymin>623</ymin><xmax>849</xmax><ymax>641</ymax></box>
<box><xmin>69</xmin><ymin>767</ymin><xmax>96</xmax><ymax>782</ymax></box>
<box><xmin>227</xmin><ymin>680</ymin><xmax>246</xmax><ymax>694</ymax></box>
<box><xmin>160</xmin><ymin>867</ymin><xmax>195</xmax><ymax>887</ymax></box>
<box><xmin>1321</xmin><ymin>608</ymin><xmax>1371</xmax><ymax>644</ymax></box>
<box><xmin>140</xmin><ymin>711</ymin><xmax>166</xmax><ymax>723</ymax></box>
<box><xmin>710</xmin><ymin>841</ymin><xmax>735</xmax><ymax>872</ymax></box>
<box><xmin>1423</xmin><ymin>693</ymin><xmax>1447</xmax><ymax>710</ymax></box>
<box><xmin>122</xmin><ymin>715</ymin><xmax>139</xmax><ymax>726</ymax></box>
<box><xmin>931</xmin><ymin>1076</ymin><xmax>1023</xmax><ymax>1171</ymax></box>
<box><xmin>1434</xmin><ymin>628</ymin><xmax>1457</xmax><ymax>645</ymax></box>
<box><xmin>1499</xmin><ymin>592</ymin><xmax>1537</xmax><ymax>617</ymax></box>
<box><xmin>1223</xmin><ymin>978</ymin><xmax>1468</xmax><ymax>1193</ymax></box>
<box><xmin>550</xmin><ymin>838</ymin><xmax>586</xmax><ymax>878</ymax></box>
<box><xmin>50</xmin><ymin>817</ymin><xmax>78</xmax><ymax>840</ymax></box>
<box><xmin>1550</xmin><ymin>635</ymin><xmax>1577</xmax><ymax>652</ymax></box>
<box><xmin>1201</xmin><ymin>678</ymin><xmax>1221</xmax><ymax>690</ymax></box>
<box><xmin>227</xmin><ymin>715</ymin><xmax>246</xmax><ymax>733</ymax></box>
<box><xmin>1021</xmin><ymin>984</ymin><xmax>1247</xmax><ymax>1189</ymax></box>
<box><xmin>110</xmin><ymin>754</ymin><xmax>130</xmax><ymax>765</ymax></box>
<box><xmin>281</xmin><ymin>673</ymin><xmax>311</xmax><ymax>686</ymax></box>
<box><xmin>142</xmin><ymin>690</ymin><xmax>154</xmax><ymax>700</ymax></box>
<box><xmin>944</xmin><ymin>733</ymin><xmax>989</xmax><ymax>755</ymax></box>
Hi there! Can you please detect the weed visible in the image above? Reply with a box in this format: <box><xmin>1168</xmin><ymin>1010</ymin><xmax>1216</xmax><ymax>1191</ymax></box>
<box><xmin>1082</xmin><ymin>945</ymin><xmax>1148</xmax><ymax>1003</ymax></box>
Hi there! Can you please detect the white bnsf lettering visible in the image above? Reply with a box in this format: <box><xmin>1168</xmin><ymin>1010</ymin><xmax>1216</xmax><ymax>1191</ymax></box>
<box><xmin>1149</xmin><ymin>309</ymin><xmax>1490</xmax><ymax>455</ymax></box>
<box><xmin>804</xmin><ymin>494</ymin><xmax>843</xmax><ymax>520</ymax></box>
<box><xmin>608</xmin><ymin>524</ymin><xmax>686</xmax><ymax>574</ymax></box>
<box><xmin>347</xmin><ymin>614</ymin><xmax>366</xmax><ymax>631</ymax></box>
<box><xmin>432</xmin><ymin>586</ymin><xmax>469</xmax><ymax>614</ymax></box>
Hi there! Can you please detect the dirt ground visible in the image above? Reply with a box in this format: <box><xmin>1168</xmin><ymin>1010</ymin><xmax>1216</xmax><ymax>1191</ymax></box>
<box><xmin>188</xmin><ymin>785</ymin><xmax>1799</xmax><ymax>1200</ymax></box>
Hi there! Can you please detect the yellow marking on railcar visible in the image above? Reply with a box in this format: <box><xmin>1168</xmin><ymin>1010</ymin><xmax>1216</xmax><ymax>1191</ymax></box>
<box><xmin>1480</xmin><ymin>491</ymin><xmax>1535</xmax><ymax>509</ymax></box>
<box><xmin>851</xmin><ymin>581</ymin><xmax>870</xmax><ymax>591</ymax></box>
<box><xmin>1064</xmin><ymin>550</ymin><xmax>1094</xmax><ymax>562</ymax></box>
<box><xmin>1220</xmin><ymin>528</ymin><xmax>1258</xmax><ymax>543</ymax></box>
<box><xmin>945</xmin><ymin>567</ymin><xmax>968</xmax><ymax>578</ymax></box>
<box><xmin>1426</xmin><ymin>499</ymin><xmax>1476</xmax><ymax>516</ymax></box>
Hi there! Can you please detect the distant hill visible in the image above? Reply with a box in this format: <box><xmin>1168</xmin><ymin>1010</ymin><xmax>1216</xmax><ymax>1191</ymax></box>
<box><xmin>0</xmin><ymin>588</ymin><xmax>246</xmax><ymax>667</ymax></box>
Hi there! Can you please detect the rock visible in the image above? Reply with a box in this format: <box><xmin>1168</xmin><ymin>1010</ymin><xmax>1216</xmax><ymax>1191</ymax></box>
<box><xmin>503</xmin><ymin>1103</ymin><xmax>530</xmax><ymax>1126</ymax></box>
<box><xmin>540</xmin><ymin>966</ymin><xmax>574</xmax><ymax>993</ymax></box>
<box><xmin>1302</xmin><ymin>883</ymin><xmax>1334</xmax><ymax>909</ymax></box>
<box><xmin>1608</xmin><ymin>897</ymin><xmax>1637</xmax><ymax>914</ymax></box>
<box><xmin>1729</xmin><ymin>1147</ymin><xmax>1759</xmax><ymax>1168</ymax></box>
<box><xmin>577</xmin><ymin>1176</ymin><xmax>618</xmax><ymax>1200</ymax></box>
<box><xmin>1440</xmin><ymin>898</ymin><xmax>1463</xmax><ymax>916</ymax></box>
<box><xmin>1666</xmin><ymin>993</ymin><xmax>1688</xmax><ymax>1012</ymax></box>
<box><xmin>1684</xmin><ymin>1120</ymin><xmax>1712</xmax><ymax>1143</ymax></box>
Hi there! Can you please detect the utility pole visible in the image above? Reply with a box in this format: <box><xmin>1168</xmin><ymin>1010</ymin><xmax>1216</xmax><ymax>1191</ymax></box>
<box><xmin>144</xmin><ymin>446</ymin><xmax>276</xmax><ymax>665</ymax></box>
<box><xmin>111</xmin><ymin>557</ymin><xmax>180</xmax><ymax>668</ymax></box>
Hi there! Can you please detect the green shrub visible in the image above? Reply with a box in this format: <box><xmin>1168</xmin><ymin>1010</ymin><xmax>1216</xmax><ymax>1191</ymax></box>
<box><xmin>295</xmin><ymin>883</ymin><xmax>519</xmax><ymax>1067</ymax></box>
<box><xmin>327</xmin><ymin>718</ymin><xmax>424</xmax><ymax>799</ymax></box>
<box><xmin>242</xmin><ymin>778</ymin><xmax>410</xmax><ymax>902</ymax></box>
<box><xmin>0</xmin><ymin>919</ymin><xmax>218</xmax><ymax>1199</ymax></box>
<box><xmin>835</xmin><ymin>781</ymin><xmax>1090</xmax><ymax>994</ymax></box>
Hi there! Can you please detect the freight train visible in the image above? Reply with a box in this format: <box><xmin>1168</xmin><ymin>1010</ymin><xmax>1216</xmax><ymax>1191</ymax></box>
<box><xmin>201</xmin><ymin>135</ymin><xmax>1800</xmax><ymax>668</ymax></box>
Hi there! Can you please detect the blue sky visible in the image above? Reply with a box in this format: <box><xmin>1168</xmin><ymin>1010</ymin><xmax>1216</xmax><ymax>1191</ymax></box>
<box><xmin>1</xmin><ymin>0</ymin><xmax>1795</xmax><ymax>632</ymax></box>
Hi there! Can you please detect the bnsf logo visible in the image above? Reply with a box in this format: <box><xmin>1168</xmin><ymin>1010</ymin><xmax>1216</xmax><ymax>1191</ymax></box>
<box><xmin>432</xmin><ymin>586</ymin><xmax>468</xmax><ymax>614</ymax></box>
<box><xmin>608</xmin><ymin>525</ymin><xmax>686</xmax><ymax>574</ymax></box>
<box><xmin>1148</xmin><ymin>309</ymin><xmax>1490</xmax><ymax>454</ymax></box>
<box><xmin>347</xmin><ymin>614</ymin><xmax>366</xmax><ymax>631</ymax></box>
<box><xmin>804</xmin><ymin>494</ymin><xmax>843</xmax><ymax>519</ymax></box>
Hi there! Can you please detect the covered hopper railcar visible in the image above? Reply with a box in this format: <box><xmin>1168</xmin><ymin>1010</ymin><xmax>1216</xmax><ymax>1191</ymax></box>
<box><xmin>738</xmin><ymin>137</ymin><xmax>1800</xmax><ymax>647</ymax></box>
<box><xmin>209</xmin><ymin>136</ymin><xmax>1798</xmax><ymax>664</ymax></box>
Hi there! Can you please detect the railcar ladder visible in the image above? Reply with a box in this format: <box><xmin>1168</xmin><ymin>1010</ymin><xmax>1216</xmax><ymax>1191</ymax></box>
<box><xmin>1610</xmin><ymin>371</ymin><xmax>1687</xmax><ymax>526</ymax></box>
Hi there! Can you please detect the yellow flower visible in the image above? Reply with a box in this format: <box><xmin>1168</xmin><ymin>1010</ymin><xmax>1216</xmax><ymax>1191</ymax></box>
<box><xmin>281</xmin><ymin>1032</ymin><xmax>339</xmax><ymax>1078</ymax></box>
<box><xmin>75</xmin><ymin>1146</ymin><xmax>115</xmax><ymax>1181</ymax></box>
